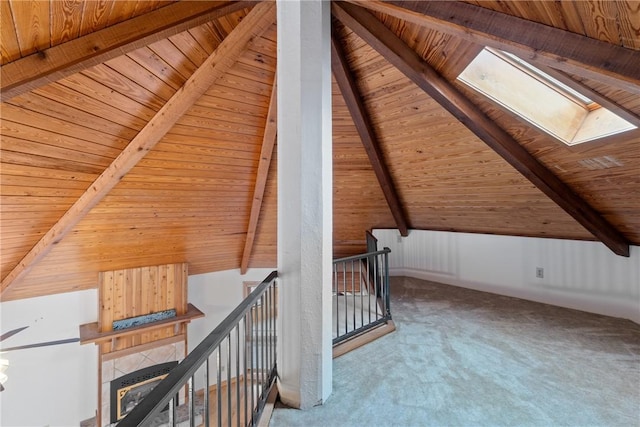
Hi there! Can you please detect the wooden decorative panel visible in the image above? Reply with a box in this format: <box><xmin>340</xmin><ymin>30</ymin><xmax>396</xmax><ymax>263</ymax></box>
<box><xmin>98</xmin><ymin>262</ymin><xmax>187</xmax><ymax>353</ymax></box>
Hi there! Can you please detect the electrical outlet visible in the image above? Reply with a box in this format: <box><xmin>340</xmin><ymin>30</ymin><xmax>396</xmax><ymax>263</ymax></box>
<box><xmin>536</xmin><ymin>267</ymin><xmax>544</xmax><ymax>279</ymax></box>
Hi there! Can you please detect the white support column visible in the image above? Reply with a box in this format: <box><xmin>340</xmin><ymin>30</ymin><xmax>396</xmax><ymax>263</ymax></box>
<box><xmin>276</xmin><ymin>0</ymin><xmax>333</xmax><ymax>409</ymax></box>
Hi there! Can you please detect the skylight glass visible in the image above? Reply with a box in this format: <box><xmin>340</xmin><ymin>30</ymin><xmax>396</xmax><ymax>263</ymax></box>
<box><xmin>457</xmin><ymin>48</ymin><xmax>636</xmax><ymax>146</ymax></box>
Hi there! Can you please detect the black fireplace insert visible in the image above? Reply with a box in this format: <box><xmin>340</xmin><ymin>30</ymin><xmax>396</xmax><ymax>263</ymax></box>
<box><xmin>110</xmin><ymin>361</ymin><xmax>178</xmax><ymax>423</ymax></box>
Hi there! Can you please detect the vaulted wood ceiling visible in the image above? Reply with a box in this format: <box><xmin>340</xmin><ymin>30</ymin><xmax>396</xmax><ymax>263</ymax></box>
<box><xmin>1</xmin><ymin>1</ymin><xmax>639</xmax><ymax>301</ymax></box>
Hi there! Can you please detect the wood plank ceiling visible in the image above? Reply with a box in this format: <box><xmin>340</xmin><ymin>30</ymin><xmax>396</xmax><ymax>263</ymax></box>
<box><xmin>1</xmin><ymin>0</ymin><xmax>639</xmax><ymax>301</ymax></box>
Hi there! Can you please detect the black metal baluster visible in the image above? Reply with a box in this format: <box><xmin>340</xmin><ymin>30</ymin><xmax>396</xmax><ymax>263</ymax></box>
<box><xmin>188</xmin><ymin>375</ymin><xmax>195</xmax><ymax>427</ymax></box>
<box><xmin>243</xmin><ymin>315</ymin><xmax>248</xmax><ymax>427</ymax></box>
<box><xmin>385</xmin><ymin>249</ymin><xmax>391</xmax><ymax>317</ymax></box>
<box><xmin>227</xmin><ymin>334</ymin><xmax>232</xmax><ymax>427</ymax></box>
<box><xmin>204</xmin><ymin>358</ymin><xmax>210</xmax><ymax>427</ymax></box>
<box><xmin>359</xmin><ymin>259</ymin><xmax>364</xmax><ymax>330</ymax></box>
<box><xmin>334</xmin><ymin>263</ymin><xmax>339</xmax><ymax>339</ymax></box>
<box><xmin>236</xmin><ymin>326</ymin><xmax>240</xmax><ymax>427</ymax></box>
<box><xmin>351</xmin><ymin>260</ymin><xmax>356</xmax><ymax>332</ymax></box>
<box><xmin>367</xmin><ymin>256</ymin><xmax>372</xmax><ymax>324</ymax></box>
<box><xmin>342</xmin><ymin>261</ymin><xmax>347</xmax><ymax>336</ymax></box>
<box><xmin>250</xmin><ymin>304</ymin><xmax>255</xmax><ymax>425</ymax></box>
<box><xmin>374</xmin><ymin>254</ymin><xmax>380</xmax><ymax>320</ymax></box>
<box><xmin>169</xmin><ymin>397</ymin><xmax>175</xmax><ymax>427</ymax></box>
<box><xmin>217</xmin><ymin>346</ymin><xmax>222</xmax><ymax>427</ymax></box>
<box><xmin>261</xmin><ymin>293</ymin><xmax>266</xmax><ymax>397</ymax></box>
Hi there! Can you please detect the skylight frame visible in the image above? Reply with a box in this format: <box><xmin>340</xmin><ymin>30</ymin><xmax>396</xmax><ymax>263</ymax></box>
<box><xmin>457</xmin><ymin>48</ymin><xmax>637</xmax><ymax>146</ymax></box>
<box><xmin>494</xmin><ymin>49</ymin><xmax>594</xmax><ymax>107</ymax></box>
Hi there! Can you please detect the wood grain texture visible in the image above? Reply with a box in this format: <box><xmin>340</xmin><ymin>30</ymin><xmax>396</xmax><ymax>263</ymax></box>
<box><xmin>240</xmin><ymin>80</ymin><xmax>277</xmax><ymax>274</ymax></box>
<box><xmin>463</xmin><ymin>83</ymin><xmax>640</xmax><ymax>244</ymax></box>
<box><xmin>349</xmin><ymin>0</ymin><xmax>640</xmax><ymax>93</ymax></box>
<box><xmin>333</xmin><ymin>1</ymin><xmax>631</xmax><ymax>257</ymax></box>
<box><xmin>332</xmin><ymin>74</ymin><xmax>398</xmax><ymax>258</ymax></box>
<box><xmin>2</xmin><ymin>1</ymin><xmax>639</xmax><ymax>301</ymax></box>
<box><xmin>78</xmin><ymin>0</ymin><xmax>115</xmax><ymax>36</ymax></box>
<box><xmin>1</xmin><ymin>1</ymin><xmax>253</xmax><ymax>100</ymax></box>
<box><xmin>615</xmin><ymin>1</ymin><xmax>640</xmax><ymax>49</ymax></box>
<box><xmin>8</xmin><ymin>0</ymin><xmax>50</xmax><ymax>57</ymax></box>
<box><xmin>0</xmin><ymin>2</ymin><xmax>277</xmax><ymax>297</ymax></box>
<box><xmin>50</xmin><ymin>0</ymin><xmax>83</xmax><ymax>45</ymax></box>
<box><xmin>332</xmin><ymin>26</ymin><xmax>409</xmax><ymax>237</ymax></box>
<box><xmin>332</xmin><ymin>3</ymin><xmax>639</xmax><ymax>250</ymax></box>
<box><xmin>574</xmin><ymin>0</ymin><xmax>622</xmax><ymax>45</ymax></box>
<box><xmin>247</xmin><ymin>150</ymin><xmax>277</xmax><ymax>267</ymax></box>
<box><xmin>1</xmin><ymin>1</ymin><xmax>21</xmax><ymax>64</ymax></box>
<box><xmin>97</xmin><ymin>263</ymin><xmax>188</xmax><ymax>352</ymax></box>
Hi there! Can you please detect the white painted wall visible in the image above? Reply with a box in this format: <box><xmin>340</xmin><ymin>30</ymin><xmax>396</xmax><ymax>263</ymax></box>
<box><xmin>0</xmin><ymin>289</ymin><xmax>99</xmax><ymax>426</ymax></box>
<box><xmin>187</xmin><ymin>268</ymin><xmax>275</xmax><ymax>352</ymax></box>
<box><xmin>374</xmin><ymin>229</ymin><xmax>640</xmax><ymax>323</ymax></box>
<box><xmin>0</xmin><ymin>268</ymin><xmax>276</xmax><ymax>426</ymax></box>
<box><xmin>187</xmin><ymin>268</ymin><xmax>276</xmax><ymax>388</ymax></box>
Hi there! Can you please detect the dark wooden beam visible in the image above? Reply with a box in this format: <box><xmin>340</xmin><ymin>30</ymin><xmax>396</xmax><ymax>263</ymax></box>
<box><xmin>0</xmin><ymin>1</ymin><xmax>255</xmax><ymax>101</ymax></box>
<box><xmin>332</xmin><ymin>2</ymin><xmax>630</xmax><ymax>257</ymax></box>
<box><xmin>0</xmin><ymin>2</ymin><xmax>278</xmax><ymax>296</ymax></box>
<box><xmin>346</xmin><ymin>0</ymin><xmax>640</xmax><ymax>94</ymax></box>
<box><xmin>331</xmin><ymin>26</ymin><xmax>409</xmax><ymax>236</ymax></box>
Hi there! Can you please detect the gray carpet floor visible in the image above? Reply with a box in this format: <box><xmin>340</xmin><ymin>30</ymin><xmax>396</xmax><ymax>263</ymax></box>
<box><xmin>270</xmin><ymin>276</ymin><xmax>640</xmax><ymax>427</ymax></box>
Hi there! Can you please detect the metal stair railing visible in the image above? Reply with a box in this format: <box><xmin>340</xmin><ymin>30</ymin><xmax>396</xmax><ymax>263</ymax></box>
<box><xmin>119</xmin><ymin>270</ymin><xmax>278</xmax><ymax>427</ymax></box>
<box><xmin>333</xmin><ymin>247</ymin><xmax>391</xmax><ymax>345</ymax></box>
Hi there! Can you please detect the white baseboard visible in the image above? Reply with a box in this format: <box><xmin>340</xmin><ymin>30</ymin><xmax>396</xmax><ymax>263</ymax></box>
<box><xmin>391</xmin><ymin>268</ymin><xmax>640</xmax><ymax>324</ymax></box>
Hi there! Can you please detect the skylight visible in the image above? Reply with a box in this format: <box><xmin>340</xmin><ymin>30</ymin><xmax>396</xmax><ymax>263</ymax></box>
<box><xmin>457</xmin><ymin>48</ymin><xmax>636</xmax><ymax>146</ymax></box>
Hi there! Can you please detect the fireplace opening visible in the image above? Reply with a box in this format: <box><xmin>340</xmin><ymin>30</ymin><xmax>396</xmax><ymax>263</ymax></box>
<box><xmin>110</xmin><ymin>361</ymin><xmax>178</xmax><ymax>423</ymax></box>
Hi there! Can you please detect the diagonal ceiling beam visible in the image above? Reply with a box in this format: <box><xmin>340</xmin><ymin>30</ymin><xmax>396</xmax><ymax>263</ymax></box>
<box><xmin>345</xmin><ymin>0</ymin><xmax>640</xmax><ymax>94</ymax></box>
<box><xmin>240</xmin><ymin>79</ymin><xmax>278</xmax><ymax>274</ymax></box>
<box><xmin>0</xmin><ymin>1</ymin><xmax>277</xmax><ymax>297</ymax></box>
<box><xmin>0</xmin><ymin>0</ymin><xmax>255</xmax><ymax>101</ymax></box>
<box><xmin>332</xmin><ymin>2</ymin><xmax>630</xmax><ymax>257</ymax></box>
<box><xmin>331</xmin><ymin>26</ymin><xmax>409</xmax><ymax>236</ymax></box>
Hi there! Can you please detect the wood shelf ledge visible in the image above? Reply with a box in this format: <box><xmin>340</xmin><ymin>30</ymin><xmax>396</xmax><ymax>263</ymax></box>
<box><xmin>80</xmin><ymin>303</ymin><xmax>204</xmax><ymax>345</ymax></box>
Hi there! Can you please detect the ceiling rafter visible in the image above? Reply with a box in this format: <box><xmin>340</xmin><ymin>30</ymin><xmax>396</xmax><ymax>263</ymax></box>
<box><xmin>0</xmin><ymin>0</ymin><xmax>255</xmax><ymax>102</ymax></box>
<box><xmin>331</xmin><ymin>24</ymin><xmax>409</xmax><ymax>236</ymax></box>
<box><xmin>332</xmin><ymin>2</ymin><xmax>631</xmax><ymax>257</ymax></box>
<box><xmin>240</xmin><ymin>80</ymin><xmax>278</xmax><ymax>274</ymax></box>
<box><xmin>0</xmin><ymin>1</ymin><xmax>277</xmax><ymax>297</ymax></box>
<box><xmin>345</xmin><ymin>0</ymin><xmax>640</xmax><ymax>94</ymax></box>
